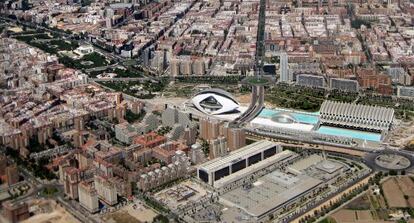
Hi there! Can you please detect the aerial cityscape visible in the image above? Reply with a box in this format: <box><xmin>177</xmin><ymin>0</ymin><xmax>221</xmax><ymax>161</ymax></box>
<box><xmin>0</xmin><ymin>0</ymin><xmax>413</xmax><ymax>222</ymax></box>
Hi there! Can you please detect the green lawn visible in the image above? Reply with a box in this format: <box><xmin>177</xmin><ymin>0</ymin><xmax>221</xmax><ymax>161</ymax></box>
<box><xmin>25</xmin><ymin>39</ymin><xmax>78</xmax><ymax>54</ymax></box>
<box><xmin>50</xmin><ymin>39</ymin><xmax>79</xmax><ymax>51</ymax></box>
<box><xmin>82</xmin><ymin>52</ymin><xmax>109</xmax><ymax>67</ymax></box>
<box><xmin>175</xmin><ymin>75</ymin><xmax>243</xmax><ymax>84</ymax></box>
<box><xmin>59</xmin><ymin>52</ymin><xmax>111</xmax><ymax>69</ymax></box>
<box><xmin>111</xmin><ymin>68</ymin><xmax>142</xmax><ymax>78</ymax></box>
<box><xmin>266</xmin><ymin>84</ymin><xmax>325</xmax><ymax>111</ymax></box>
<box><xmin>245</xmin><ymin>76</ymin><xmax>269</xmax><ymax>85</ymax></box>
<box><xmin>14</xmin><ymin>33</ymin><xmax>52</xmax><ymax>42</ymax></box>
<box><xmin>42</xmin><ymin>186</ymin><xmax>58</xmax><ymax>196</ymax></box>
<box><xmin>12</xmin><ymin>29</ymin><xmax>110</xmax><ymax>70</ymax></box>
<box><xmin>99</xmin><ymin>80</ymin><xmax>165</xmax><ymax>99</ymax></box>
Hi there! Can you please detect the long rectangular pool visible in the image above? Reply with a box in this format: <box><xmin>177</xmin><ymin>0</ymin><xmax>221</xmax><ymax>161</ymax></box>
<box><xmin>259</xmin><ymin>108</ymin><xmax>319</xmax><ymax>125</ymax></box>
<box><xmin>316</xmin><ymin>126</ymin><xmax>381</xmax><ymax>142</ymax></box>
<box><xmin>256</xmin><ymin>108</ymin><xmax>382</xmax><ymax>142</ymax></box>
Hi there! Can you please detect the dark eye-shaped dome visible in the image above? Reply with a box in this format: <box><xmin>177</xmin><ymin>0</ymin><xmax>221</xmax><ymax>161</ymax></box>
<box><xmin>192</xmin><ymin>88</ymin><xmax>239</xmax><ymax>115</ymax></box>
<box><xmin>270</xmin><ymin>112</ymin><xmax>297</xmax><ymax>124</ymax></box>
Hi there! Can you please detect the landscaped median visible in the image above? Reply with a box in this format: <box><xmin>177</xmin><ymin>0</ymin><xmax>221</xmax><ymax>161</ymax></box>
<box><xmin>242</xmin><ymin>76</ymin><xmax>272</xmax><ymax>86</ymax></box>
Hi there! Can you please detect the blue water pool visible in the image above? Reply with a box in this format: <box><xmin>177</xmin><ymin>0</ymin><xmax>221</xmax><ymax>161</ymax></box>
<box><xmin>259</xmin><ymin>108</ymin><xmax>319</xmax><ymax>124</ymax></box>
<box><xmin>316</xmin><ymin>126</ymin><xmax>381</xmax><ymax>142</ymax></box>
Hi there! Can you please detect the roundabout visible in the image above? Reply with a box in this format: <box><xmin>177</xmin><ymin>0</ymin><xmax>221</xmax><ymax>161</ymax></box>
<box><xmin>365</xmin><ymin>149</ymin><xmax>414</xmax><ymax>171</ymax></box>
<box><xmin>374</xmin><ymin>154</ymin><xmax>411</xmax><ymax>170</ymax></box>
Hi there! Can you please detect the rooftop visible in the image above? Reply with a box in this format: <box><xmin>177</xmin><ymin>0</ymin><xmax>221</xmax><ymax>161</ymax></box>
<box><xmin>221</xmin><ymin>171</ymin><xmax>322</xmax><ymax>218</ymax></box>
<box><xmin>199</xmin><ymin>140</ymin><xmax>279</xmax><ymax>173</ymax></box>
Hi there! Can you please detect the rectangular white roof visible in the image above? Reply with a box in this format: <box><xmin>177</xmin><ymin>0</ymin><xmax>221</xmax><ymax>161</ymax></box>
<box><xmin>199</xmin><ymin>140</ymin><xmax>279</xmax><ymax>173</ymax></box>
<box><xmin>214</xmin><ymin>150</ymin><xmax>298</xmax><ymax>188</ymax></box>
<box><xmin>221</xmin><ymin>173</ymin><xmax>322</xmax><ymax>218</ymax></box>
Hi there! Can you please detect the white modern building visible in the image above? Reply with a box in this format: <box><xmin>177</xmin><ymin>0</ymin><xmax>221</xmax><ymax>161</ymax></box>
<box><xmin>296</xmin><ymin>74</ymin><xmax>325</xmax><ymax>88</ymax></box>
<box><xmin>329</xmin><ymin>78</ymin><xmax>359</xmax><ymax>92</ymax></box>
<box><xmin>78</xmin><ymin>181</ymin><xmax>99</xmax><ymax>213</ymax></box>
<box><xmin>197</xmin><ymin>140</ymin><xmax>283</xmax><ymax>187</ymax></box>
<box><xmin>319</xmin><ymin>100</ymin><xmax>394</xmax><ymax>132</ymax></box>
<box><xmin>397</xmin><ymin>86</ymin><xmax>414</xmax><ymax>99</ymax></box>
<box><xmin>192</xmin><ymin>88</ymin><xmax>240</xmax><ymax>115</ymax></box>
<box><xmin>138</xmin><ymin>151</ymin><xmax>190</xmax><ymax>191</ymax></box>
<box><xmin>250</xmin><ymin>112</ymin><xmax>315</xmax><ymax>132</ymax></box>
<box><xmin>94</xmin><ymin>175</ymin><xmax>118</xmax><ymax>206</ymax></box>
<box><xmin>190</xmin><ymin>143</ymin><xmax>205</xmax><ymax>165</ymax></box>
<box><xmin>162</xmin><ymin>105</ymin><xmax>191</xmax><ymax>127</ymax></box>
<box><xmin>279</xmin><ymin>52</ymin><xmax>291</xmax><ymax>83</ymax></box>
<box><xmin>74</xmin><ymin>45</ymin><xmax>94</xmax><ymax>57</ymax></box>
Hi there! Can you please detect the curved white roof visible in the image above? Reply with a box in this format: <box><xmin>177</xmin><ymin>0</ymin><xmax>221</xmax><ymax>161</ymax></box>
<box><xmin>320</xmin><ymin>100</ymin><xmax>394</xmax><ymax>131</ymax></box>
<box><xmin>270</xmin><ymin>112</ymin><xmax>297</xmax><ymax>124</ymax></box>
<box><xmin>192</xmin><ymin>90</ymin><xmax>239</xmax><ymax>115</ymax></box>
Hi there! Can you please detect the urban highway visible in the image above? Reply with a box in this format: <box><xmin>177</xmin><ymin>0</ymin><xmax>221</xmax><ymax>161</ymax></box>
<box><xmin>229</xmin><ymin>0</ymin><xmax>267</xmax><ymax>127</ymax></box>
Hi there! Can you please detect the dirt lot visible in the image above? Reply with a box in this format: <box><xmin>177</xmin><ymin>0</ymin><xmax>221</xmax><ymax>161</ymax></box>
<box><xmin>382</xmin><ymin>176</ymin><xmax>414</xmax><ymax>208</ymax></box>
<box><xmin>332</xmin><ymin>209</ymin><xmax>388</xmax><ymax>223</ymax></box>
<box><xmin>382</xmin><ymin>177</ymin><xmax>408</xmax><ymax>208</ymax></box>
<box><xmin>345</xmin><ymin>195</ymin><xmax>370</xmax><ymax>210</ymax></box>
<box><xmin>398</xmin><ymin>176</ymin><xmax>414</xmax><ymax>207</ymax></box>
<box><xmin>332</xmin><ymin>210</ymin><xmax>356</xmax><ymax>222</ymax></box>
<box><xmin>21</xmin><ymin>200</ymin><xmax>80</xmax><ymax>223</ymax></box>
<box><xmin>330</xmin><ymin>177</ymin><xmax>414</xmax><ymax>223</ymax></box>
<box><xmin>236</xmin><ymin>94</ymin><xmax>251</xmax><ymax>105</ymax></box>
<box><xmin>102</xmin><ymin>200</ymin><xmax>157</xmax><ymax>223</ymax></box>
<box><xmin>398</xmin><ymin>177</ymin><xmax>414</xmax><ymax>196</ymax></box>
<box><xmin>355</xmin><ymin>210</ymin><xmax>372</xmax><ymax>220</ymax></box>
<box><xmin>104</xmin><ymin>211</ymin><xmax>141</xmax><ymax>223</ymax></box>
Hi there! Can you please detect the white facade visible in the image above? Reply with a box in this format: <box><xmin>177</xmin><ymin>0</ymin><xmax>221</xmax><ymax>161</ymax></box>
<box><xmin>161</xmin><ymin>105</ymin><xmax>191</xmax><ymax>127</ymax></box>
<box><xmin>320</xmin><ymin>100</ymin><xmax>394</xmax><ymax>132</ymax></box>
<box><xmin>197</xmin><ymin>140</ymin><xmax>282</xmax><ymax>186</ymax></box>
<box><xmin>210</xmin><ymin>136</ymin><xmax>228</xmax><ymax>158</ymax></box>
<box><xmin>74</xmin><ymin>45</ymin><xmax>94</xmax><ymax>57</ymax></box>
<box><xmin>78</xmin><ymin>182</ymin><xmax>99</xmax><ymax>213</ymax></box>
<box><xmin>192</xmin><ymin>89</ymin><xmax>239</xmax><ymax>115</ymax></box>
<box><xmin>190</xmin><ymin>143</ymin><xmax>205</xmax><ymax>165</ymax></box>
<box><xmin>397</xmin><ymin>86</ymin><xmax>414</xmax><ymax>98</ymax></box>
<box><xmin>94</xmin><ymin>175</ymin><xmax>118</xmax><ymax>206</ymax></box>
<box><xmin>138</xmin><ymin>151</ymin><xmax>190</xmax><ymax>191</ymax></box>
<box><xmin>279</xmin><ymin>52</ymin><xmax>291</xmax><ymax>83</ymax></box>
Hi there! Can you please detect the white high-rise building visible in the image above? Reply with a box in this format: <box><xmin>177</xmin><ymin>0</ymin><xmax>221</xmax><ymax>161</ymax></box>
<box><xmin>190</xmin><ymin>143</ymin><xmax>205</xmax><ymax>164</ymax></box>
<box><xmin>142</xmin><ymin>48</ymin><xmax>151</xmax><ymax>67</ymax></box>
<box><xmin>170</xmin><ymin>58</ymin><xmax>180</xmax><ymax>76</ymax></box>
<box><xmin>180</xmin><ymin>58</ymin><xmax>192</xmax><ymax>75</ymax></box>
<box><xmin>279</xmin><ymin>52</ymin><xmax>291</xmax><ymax>83</ymax></box>
<box><xmin>192</xmin><ymin>58</ymin><xmax>205</xmax><ymax>75</ymax></box>
<box><xmin>138</xmin><ymin>151</ymin><xmax>190</xmax><ymax>191</ymax></box>
<box><xmin>161</xmin><ymin>105</ymin><xmax>191</xmax><ymax>128</ymax></box>
<box><xmin>78</xmin><ymin>181</ymin><xmax>99</xmax><ymax>213</ymax></box>
<box><xmin>209</xmin><ymin>136</ymin><xmax>228</xmax><ymax>158</ymax></box>
<box><xmin>105</xmin><ymin>18</ymin><xmax>112</xmax><ymax>29</ymax></box>
<box><xmin>94</xmin><ymin>175</ymin><xmax>118</xmax><ymax>206</ymax></box>
<box><xmin>162</xmin><ymin>106</ymin><xmax>177</xmax><ymax>127</ymax></box>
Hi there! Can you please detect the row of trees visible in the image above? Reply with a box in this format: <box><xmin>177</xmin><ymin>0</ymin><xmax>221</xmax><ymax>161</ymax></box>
<box><xmin>299</xmin><ymin>183</ymin><xmax>370</xmax><ymax>223</ymax></box>
<box><xmin>175</xmin><ymin>75</ymin><xmax>243</xmax><ymax>85</ymax></box>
